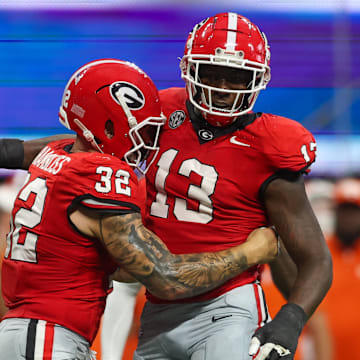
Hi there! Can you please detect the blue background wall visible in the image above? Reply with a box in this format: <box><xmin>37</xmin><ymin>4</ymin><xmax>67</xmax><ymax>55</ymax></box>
<box><xmin>0</xmin><ymin>3</ymin><xmax>359</xmax><ymax>174</ymax></box>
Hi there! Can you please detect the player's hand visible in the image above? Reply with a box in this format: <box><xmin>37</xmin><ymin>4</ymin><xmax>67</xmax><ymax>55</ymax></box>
<box><xmin>249</xmin><ymin>303</ymin><xmax>307</xmax><ymax>360</ymax></box>
<box><xmin>245</xmin><ymin>227</ymin><xmax>279</xmax><ymax>265</ymax></box>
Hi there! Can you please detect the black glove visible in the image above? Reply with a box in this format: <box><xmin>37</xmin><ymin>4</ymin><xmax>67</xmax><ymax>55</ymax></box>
<box><xmin>249</xmin><ymin>303</ymin><xmax>307</xmax><ymax>360</ymax></box>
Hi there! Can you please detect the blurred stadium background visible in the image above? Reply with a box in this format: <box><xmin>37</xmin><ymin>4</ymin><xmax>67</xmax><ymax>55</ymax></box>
<box><xmin>0</xmin><ymin>0</ymin><xmax>359</xmax><ymax>176</ymax></box>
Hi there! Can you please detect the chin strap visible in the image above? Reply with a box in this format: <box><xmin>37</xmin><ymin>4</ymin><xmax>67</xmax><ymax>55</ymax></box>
<box><xmin>115</xmin><ymin>91</ymin><xmax>138</xmax><ymax>129</ymax></box>
<box><xmin>73</xmin><ymin>119</ymin><xmax>104</xmax><ymax>153</ymax></box>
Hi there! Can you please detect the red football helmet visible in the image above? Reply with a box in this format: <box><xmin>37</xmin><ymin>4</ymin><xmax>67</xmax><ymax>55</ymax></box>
<box><xmin>59</xmin><ymin>59</ymin><xmax>165</xmax><ymax>174</ymax></box>
<box><xmin>180</xmin><ymin>12</ymin><xmax>271</xmax><ymax>126</ymax></box>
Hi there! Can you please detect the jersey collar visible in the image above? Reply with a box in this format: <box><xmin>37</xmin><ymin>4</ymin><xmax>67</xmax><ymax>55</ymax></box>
<box><xmin>186</xmin><ymin>101</ymin><xmax>261</xmax><ymax>144</ymax></box>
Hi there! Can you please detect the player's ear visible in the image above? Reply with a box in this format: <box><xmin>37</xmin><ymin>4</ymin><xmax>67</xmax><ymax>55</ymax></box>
<box><xmin>105</xmin><ymin>120</ymin><xmax>114</xmax><ymax>139</ymax></box>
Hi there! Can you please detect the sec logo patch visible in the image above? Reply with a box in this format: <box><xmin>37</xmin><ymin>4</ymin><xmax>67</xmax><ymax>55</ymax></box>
<box><xmin>169</xmin><ymin>110</ymin><xmax>186</xmax><ymax>129</ymax></box>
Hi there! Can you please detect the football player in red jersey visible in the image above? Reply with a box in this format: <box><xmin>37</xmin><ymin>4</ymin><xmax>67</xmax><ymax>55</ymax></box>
<box><xmin>0</xmin><ymin>58</ymin><xmax>279</xmax><ymax>360</ymax></box>
<box><xmin>135</xmin><ymin>13</ymin><xmax>331</xmax><ymax>360</ymax></box>
<box><xmin>0</xmin><ymin>12</ymin><xmax>333</xmax><ymax>360</ymax></box>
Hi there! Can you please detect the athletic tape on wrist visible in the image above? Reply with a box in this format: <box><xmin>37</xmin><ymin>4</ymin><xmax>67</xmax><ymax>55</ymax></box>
<box><xmin>0</xmin><ymin>139</ymin><xmax>24</xmax><ymax>169</ymax></box>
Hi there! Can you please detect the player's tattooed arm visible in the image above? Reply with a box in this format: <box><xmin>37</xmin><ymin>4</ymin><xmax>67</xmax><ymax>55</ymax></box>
<box><xmin>70</xmin><ymin>208</ymin><xmax>278</xmax><ymax>300</ymax></box>
<box><xmin>95</xmin><ymin>212</ymin><xmax>278</xmax><ymax>300</ymax></box>
<box><xmin>0</xmin><ymin>135</ymin><xmax>75</xmax><ymax>170</ymax></box>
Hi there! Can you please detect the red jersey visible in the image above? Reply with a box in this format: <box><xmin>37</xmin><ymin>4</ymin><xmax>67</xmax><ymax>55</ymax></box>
<box><xmin>145</xmin><ymin>87</ymin><xmax>316</xmax><ymax>303</ymax></box>
<box><xmin>1</xmin><ymin>139</ymin><xmax>143</xmax><ymax>344</ymax></box>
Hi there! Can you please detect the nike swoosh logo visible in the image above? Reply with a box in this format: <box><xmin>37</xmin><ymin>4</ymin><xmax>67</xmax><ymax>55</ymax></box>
<box><xmin>230</xmin><ymin>136</ymin><xmax>250</xmax><ymax>147</ymax></box>
<box><xmin>211</xmin><ymin>314</ymin><xmax>233</xmax><ymax>322</ymax></box>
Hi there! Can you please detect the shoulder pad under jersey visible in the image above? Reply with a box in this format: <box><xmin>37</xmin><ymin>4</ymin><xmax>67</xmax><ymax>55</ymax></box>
<box><xmin>255</xmin><ymin>113</ymin><xmax>317</xmax><ymax>173</ymax></box>
<box><xmin>65</xmin><ymin>152</ymin><xmax>142</xmax><ymax>214</ymax></box>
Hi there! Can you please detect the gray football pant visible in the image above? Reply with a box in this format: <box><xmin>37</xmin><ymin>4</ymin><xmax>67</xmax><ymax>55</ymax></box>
<box><xmin>0</xmin><ymin>318</ymin><xmax>95</xmax><ymax>360</ymax></box>
<box><xmin>134</xmin><ymin>284</ymin><xmax>270</xmax><ymax>360</ymax></box>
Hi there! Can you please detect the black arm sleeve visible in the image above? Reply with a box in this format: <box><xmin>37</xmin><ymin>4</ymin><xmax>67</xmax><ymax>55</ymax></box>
<box><xmin>0</xmin><ymin>139</ymin><xmax>25</xmax><ymax>169</ymax></box>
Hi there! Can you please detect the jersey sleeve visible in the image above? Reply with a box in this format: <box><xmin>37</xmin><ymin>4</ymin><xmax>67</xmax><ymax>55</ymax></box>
<box><xmin>260</xmin><ymin>114</ymin><xmax>317</xmax><ymax>174</ymax></box>
<box><xmin>63</xmin><ymin>153</ymin><xmax>142</xmax><ymax>215</ymax></box>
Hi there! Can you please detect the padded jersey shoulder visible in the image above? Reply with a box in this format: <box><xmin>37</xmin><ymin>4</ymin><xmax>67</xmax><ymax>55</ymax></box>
<box><xmin>247</xmin><ymin>113</ymin><xmax>317</xmax><ymax>173</ymax></box>
<box><xmin>33</xmin><ymin>141</ymin><xmax>142</xmax><ymax>214</ymax></box>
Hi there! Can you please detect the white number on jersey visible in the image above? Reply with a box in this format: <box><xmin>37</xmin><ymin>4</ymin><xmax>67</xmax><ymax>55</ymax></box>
<box><xmin>301</xmin><ymin>142</ymin><xmax>317</xmax><ymax>163</ymax></box>
<box><xmin>5</xmin><ymin>174</ymin><xmax>48</xmax><ymax>263</ymax></box>
<box><xmin>95</xmin><ymin>166</ymin><xmax>131</xmax><ymax>196</ymax></box>
<box><xmin>150</xmin><ymin>149</ymin><xmax>218</xmax><ymax>224</ymax></box>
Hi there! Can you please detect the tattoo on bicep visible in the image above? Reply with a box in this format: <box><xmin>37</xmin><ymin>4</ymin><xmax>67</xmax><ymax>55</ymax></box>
<box><xmin>99</xmin><ymin>213</ymin><xmax>249</xmax><ymax>298</ymax></box>
<box><xmin>100</xmin><ymin>213</ymin><xmax>155</xmax><ymax>275</ymax></box>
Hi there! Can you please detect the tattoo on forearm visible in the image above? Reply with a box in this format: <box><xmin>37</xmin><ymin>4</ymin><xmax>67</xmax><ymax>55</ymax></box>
<box><xmin>100</xmin><ymin>213</ymin><xmax>248</xmax><ymax>299</ymax></box>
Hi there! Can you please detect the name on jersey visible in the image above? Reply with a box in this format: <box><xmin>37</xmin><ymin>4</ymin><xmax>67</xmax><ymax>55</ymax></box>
<box><xmin>33</xmin><ymin>146</ymin><xmax>71</xmax><ymax>175</ymax></box>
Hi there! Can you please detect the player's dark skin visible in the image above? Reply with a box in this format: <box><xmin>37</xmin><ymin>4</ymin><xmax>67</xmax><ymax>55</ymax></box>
<box><xmin>264</xmin><ymin>176</ymin><xmax>332</xmax><ymax>316</ymax></box>
<box><xmin>13</xmin><ymin>135</ymin><xmax>279</xmax><ymax>301</ymax></box>
<box><xmin>198</xmin><ymin>65</ymin><xmax>333</xmax><ymax>317</ymax></box>
<box><xmin>199</xmin><ymin>64</ymin><xmax>250</xmax><ymax>110</ymax></box>
<box><xmin>21</xmin><ymin>133</ymin><xmax>332</xmax><ymax>314</ymax></box>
